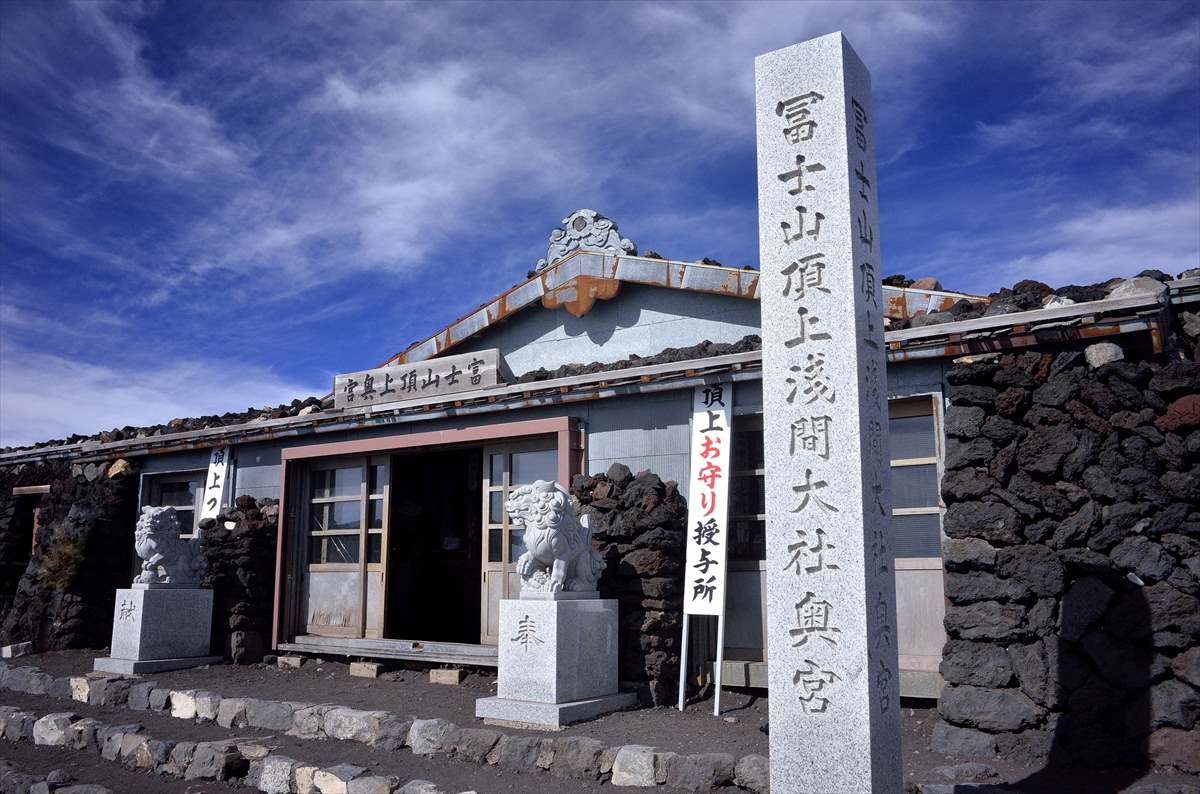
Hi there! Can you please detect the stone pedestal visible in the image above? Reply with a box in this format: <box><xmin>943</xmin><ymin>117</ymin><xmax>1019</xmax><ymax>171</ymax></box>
<box><xmin>93</xmin><ymin>588</ymin><xmax>221</xmax><ymax>674</ymax></box>
<box><xmin>475</xmin><ymin>598</ymin><xmax>635</xmax><ymax>730</ymax></box>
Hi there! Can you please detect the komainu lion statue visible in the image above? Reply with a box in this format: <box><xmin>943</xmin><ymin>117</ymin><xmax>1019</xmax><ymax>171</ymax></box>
<box><xmin>132</xmin><ymin>505</ymin><xmax>207</xmax><ymax>587</ymax></box>
<box><xmin>507</xmin><ymin>480</ymin><xmax>605</xmax><ymax>594</ymax></box>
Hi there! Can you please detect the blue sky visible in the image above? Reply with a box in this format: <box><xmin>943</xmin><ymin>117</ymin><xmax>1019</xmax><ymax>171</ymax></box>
<box><xmin>1</xmin><ymin>0</ymin><xmax>1197</xmax><ymax>447</ymax></box>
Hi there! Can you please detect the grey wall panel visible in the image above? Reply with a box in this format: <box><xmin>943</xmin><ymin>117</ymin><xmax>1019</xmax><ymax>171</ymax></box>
<box><xmin>887</xmin><ymin>359</ymin><xmax>947</xmax><ymax>399</ymax></box>
<box><xmin>140</xmin><ymin>449</ymin><xmax>209</xmax><ymax>473</ymax></box>
<box><xmin>455</xmin><ymin>284</ymin><xmax>761</xmax><ymax>376</ymax></box>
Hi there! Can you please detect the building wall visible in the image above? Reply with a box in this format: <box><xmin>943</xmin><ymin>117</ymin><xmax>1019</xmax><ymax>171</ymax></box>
<box><xmin>454</xmin><ymin>283</ymin><xmax>761</xmax><ymax>377</ymax></box>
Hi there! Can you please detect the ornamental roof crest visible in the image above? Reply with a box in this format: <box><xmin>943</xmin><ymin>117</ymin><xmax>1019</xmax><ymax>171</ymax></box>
<box><xmin>535</xmin><ymin>209</ymin><xmax>637</xmax><ymax>271</ymax></box>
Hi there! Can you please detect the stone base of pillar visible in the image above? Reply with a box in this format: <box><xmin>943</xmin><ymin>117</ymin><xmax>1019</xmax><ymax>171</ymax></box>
<box><xmin>474</xmin><ymin>597</ymin><xmax>635</xmax><ymax>730</ymax></box>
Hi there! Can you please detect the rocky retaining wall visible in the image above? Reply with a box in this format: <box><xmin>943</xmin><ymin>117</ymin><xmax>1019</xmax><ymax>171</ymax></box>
<box><xmin>0</xmin><ymin>459</ymin><xmax>139</xmax><ymax>650</ymax></box>
<box><xmin>934</xmin><ymin>345</ymin><xmax>1200</xmax><ymax>774</ymax></box>
<box><xmin>573</xmin><ymin>464</ymin><xmax>687</xmax><ymax>707</ymax></box>
<box><xmin>199</xmin><ymin>495</ymin><xmax>279</xmax><ymax>665</ymax></box>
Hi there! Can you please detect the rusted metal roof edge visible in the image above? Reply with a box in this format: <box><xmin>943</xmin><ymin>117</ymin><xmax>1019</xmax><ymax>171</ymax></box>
<box><xmin>381</xmin><ymin>251</ymin><xmax>992</xmax><ymax>368</ymax></box>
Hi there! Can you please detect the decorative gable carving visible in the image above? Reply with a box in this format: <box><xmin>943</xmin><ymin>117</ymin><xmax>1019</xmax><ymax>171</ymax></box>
<box><xmin>535</xmin><ymin>209</ymin><xmax>637</xmax><ymax>271</ymax></box>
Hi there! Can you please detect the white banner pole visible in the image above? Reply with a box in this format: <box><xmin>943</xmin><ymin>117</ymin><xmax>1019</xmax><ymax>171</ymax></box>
<box><xmin>713</xmin><ymin>614</ymin><xmax>726</xmax><ymax>716</ymax></box>
<box><xmin>678</xmin><ymin>615</ymin><xmax>691</xmax><ymax>711</ymax></box>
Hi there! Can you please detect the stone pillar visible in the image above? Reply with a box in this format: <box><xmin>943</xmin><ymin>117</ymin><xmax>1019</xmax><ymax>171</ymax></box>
<box><xmin>755</xmin><ymin>32</ymin><xmax>901</xmax><ymax>793</ymax></box>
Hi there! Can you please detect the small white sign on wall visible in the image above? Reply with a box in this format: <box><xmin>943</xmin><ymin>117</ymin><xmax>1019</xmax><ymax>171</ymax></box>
<box><xmin>683</xmin><ymin>383</ymin><xmax>733</xmax><ymax>617</ymax></box>
<box><xmin>199</xmin><ymin>446</ymin><xmax>231</xmax><ymax>522</ymax></box>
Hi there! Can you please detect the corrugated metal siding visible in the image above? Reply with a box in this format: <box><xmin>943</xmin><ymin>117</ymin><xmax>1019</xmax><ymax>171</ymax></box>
<box><xmin>583</xmin><ymin>390</ymin><xmax>691</xmax><ymax>486</ymax></box>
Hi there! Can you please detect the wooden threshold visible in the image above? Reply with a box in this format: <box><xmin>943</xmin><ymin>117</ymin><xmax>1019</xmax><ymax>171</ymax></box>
<box><xmin>278</xmin><ymin>636</ymin><xmax>499</xmax><ymax>667</ymax></box>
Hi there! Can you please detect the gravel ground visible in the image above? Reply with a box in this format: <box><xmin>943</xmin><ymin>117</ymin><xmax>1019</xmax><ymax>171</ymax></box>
<box><xmin>16</xmin><ymin>650</ymin><xmax>1200</xmax><ymax>793</ymax></box>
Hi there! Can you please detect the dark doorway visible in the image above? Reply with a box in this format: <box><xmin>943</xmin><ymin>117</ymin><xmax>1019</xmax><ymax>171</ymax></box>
<box><xmin>385</xmin><ymin>447</ymin><xmax>482</xmax><ymax>643</ymax></box>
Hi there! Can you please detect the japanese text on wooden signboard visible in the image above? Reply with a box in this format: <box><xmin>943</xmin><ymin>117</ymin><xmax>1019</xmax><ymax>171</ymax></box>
<box><xmin>333</xmin><ymin>349</ymin><xmax>503</xmax><ymax>410</ymax></box>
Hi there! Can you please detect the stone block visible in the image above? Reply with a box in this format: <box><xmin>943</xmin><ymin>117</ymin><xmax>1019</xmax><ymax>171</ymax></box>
<box><xmin>217</xmin><ymin>697</ymin><xmax>250</xmax><ymax>728</ymax></box>
<box><xmin>127</xmin><ymin>681</ymin><xmax>158</xmax><ymax>711</ymax></box>
<box><xmin>940</xmin><ymin>641</ymin><xmax>1013</xmax><ymax>688</ymax></box>
<box><xmin>349</xmin><ymin>661</ymin><xmax>382</xmax><ymax>679</ymax></box>
<box><xmin>367</xmin><ymin>712</ymin><xmax>411</xmax><ymax>751</ymax></box>
<box><xmin>1148</xmin><ymin>726</ymin><xmax>1200</xmax><ymax>774</ymax></box>
<box><xmin>548</xmin><ymin>735</ymin><xmax>605</xmax><ymax>779</ymax></box>
<box><xmin>88</xmin><ymin>677</ymin><xmax>132</xmax><ymax>708</ymax></box>
<box><xmin>429</xmin><ymin>668</ymin><xmax>464</xmax><ymax>685</ymax></box>
<box><xmin>33</xmin><ymin>713</ymin><xmax>77</xmax><ymax>746</ymax></box>
<box><xmin>397</xmin><ymin>783</ymin><xmax>442</xmax><ymax>794</ymax></box>
<box><xmin>485</xmin><ymin>735</ymin><xmax>544</xmax><ymax>768</ymax></box>
<box><xmin>277</xmin><ymin>655</ymin><xmax>304</xmax><ymax>669</ymax></box>
<box><xmin>0</xmin><ymin>642</ymin><xmax>32</xmax><ymax>658</ymax></box>
<box><xmin>452</xmin><ymin>727</ymin><xmax>502</xmax><ymax>764</ymax></box>
<box><xmin>69</xmin><ymin>675</ymin><xmax>92</xmax><ymax>703</ymax></box>
<box><xmin>69</xmin><ymin>718</ymin><xmax>103</xmax><ymax>752</ymax></box>
<box><xmin>323</xmin><ymin>707</ymin><xmax>389</xmax><ymax>743</ymax></box>
<box><xmin>611</xmin><ymin>745</ymin><xmax>657</xmax><ymax>787</ymax></box>
<box><xmin>186</xmin><ymin>741</ymin><xmax>247</xmax><ymax>781</ymax></box>
<box><xmin>313</xmin><ymin>763</ymin><xmax>366</xmax><ymax>794</ymax></box>
<box><xmin>258</xmin><ymin>755</ymin><xmax>299</xmax><ymax>794</ymax></box>
<box><xmin>194</xmin><ymin>690</ymin><xmax>221</xmax><ymax>721</ymax></box>
<box><xmin>245</xmin><ymin>698</ymin><xmax>295</xmax><ymax>730</ymax></box>
<box><xmin>666</xmin><ymin>752</ymin><xmax>735</xmax><ymax>792</ymax></box>
<box><xmin>163</xmin><ymin>741</ymin><xmax>196</xmax><ymax>776</ymax></box>
<box><xmin>239</xmin><ymin>742</ymin><xmax>271</xmax><ymax>760</ymax></box>
<box><xmin>170</xmin><ymin>690</ymin><xmax>198</xmax><ymax>719</ymax></box>
<box><xmin>293</xmin><ymin>765</ymin><xmax>320</xmax><ymax>794</ymax></box>
<box><xmin>148</xmin><ymin>688</ymin><xmax>171</xmax><ymax>711</ymax></box>
<box><xmin>288</xmin><ymin>704</ymin><xmax>332</xmax><ymax>738</ymax></box>
<box><xmin>407</xmin><ymin>718</ymin><xmax>459</xmax><ymax>755</ymax></box>
<box><xmin>3</xmin><ymin>711</ymin><xmax>35</xmax><ymax>742</ymax></box>
<box><xmin>733</xmin><ymin>754</ymin><xmax>769</xmax><ymax>794</ymax></box>
<box><xmin>347</xmin><ymin>776</ymin><xmax>397</xmax><ymax>793</ymax></box>
<box><xmin>135</xmin><ymin>739</ymin><xmax>174</xmax><ymax>770</ymax></box>
<box><xmin>930</xmin><ymin>721</ymin><xmax>997</xmax><ymax>757</ymax></box>
<box><xmin>938</xmin><ymin>685</ymin><xmax>1045</xmax><ymax>732</ymax></box>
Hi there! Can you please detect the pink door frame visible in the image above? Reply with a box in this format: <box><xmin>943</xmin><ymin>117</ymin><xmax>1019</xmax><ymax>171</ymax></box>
<box><xmin>271</xmin><ymin>416</ymin><xmax>582</xmax><ymax>647</ymax></box>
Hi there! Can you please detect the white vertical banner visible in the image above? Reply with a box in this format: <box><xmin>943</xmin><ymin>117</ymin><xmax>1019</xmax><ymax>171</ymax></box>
<box><xmin>683</xmin><ymin>383</ymin><xmax>733</xmax><ymax>616</ymax></box>
<box><xmin>199</xmin><ymin>446</ymin><xmax>231</xmax><ymax>522</ymax></box>
<box><xmin>678</xmin><ymin>382</ymin><xmax>733</xmax><ymax>715</ymax></box>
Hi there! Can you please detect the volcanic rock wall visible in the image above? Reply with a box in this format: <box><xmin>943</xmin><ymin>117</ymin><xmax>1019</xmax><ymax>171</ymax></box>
<box><xmin>934</xmin><ymin>347</ymin><xmax>1200</xmax><ymax>774</ymax></box>
<box><xmin>0</xmin><ymin>459</ymin><xmax>139</xmax><ymax>650</ymax></box>
<box><xmin>573</xmin><ymin>464</ymin><xmax>688</xmax><ymax>707</ymax></box>
<box><xmin>199</xmin><ymin>495</ymin><xmax>279</xmax><ymax>665</ymax></box>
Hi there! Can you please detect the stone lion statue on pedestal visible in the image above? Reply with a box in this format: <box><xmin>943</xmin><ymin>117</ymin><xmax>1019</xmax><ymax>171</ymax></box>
<box><xmin>132</xmin><ymin>506</ymin><xmax>207</xmax><ymax>588</ymax></box>
<box><xmin>507</xmin><ymin>480</ymin><xmax>605</xmax><ymax>594</ymax></box>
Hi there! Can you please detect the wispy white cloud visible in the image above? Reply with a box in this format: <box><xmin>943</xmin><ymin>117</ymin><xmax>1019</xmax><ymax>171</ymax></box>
<box><xmin>0</xmin><ymin>341</ymin><xmax>321</xmax><ymax>448</ymax></box>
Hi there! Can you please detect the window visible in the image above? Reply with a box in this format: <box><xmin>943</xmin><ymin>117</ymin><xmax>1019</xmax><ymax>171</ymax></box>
<box><xmin>726</xmin><ymin>394</ymin><xmax>944</xmax><ymax>561</ymax></box>
<box><xmin>729</xmin><ymin>414</ymin><xmax>766</xmax><ymax>561</ymax></box>
<box><xmin>888</xmin><ymin>396</ymin><xmax>943</xmax><ymax>558</ymax></box>
<box><xmin>484</xmin><ymin>446</ymin><xmax>557</xmax><ymax>564</ymax></box>
<box><xmin>145</xmin><ymin>472</ymin><xmax>204</xmax><ymax>537</ymax></box>
<box><xmin>306</xmin><ymin>457</ymin><xmax>387</xmax><ymax>567</ymax></box>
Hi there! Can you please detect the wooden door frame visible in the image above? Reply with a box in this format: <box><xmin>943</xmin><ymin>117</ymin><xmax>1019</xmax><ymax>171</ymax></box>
<box><xmin>272</xmin><ymin>416</ymin><xmax>582</xmax><ymax>648</ymax></box>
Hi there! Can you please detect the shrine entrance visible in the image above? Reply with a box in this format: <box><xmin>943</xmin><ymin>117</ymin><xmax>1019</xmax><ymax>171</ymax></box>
<box><xmin>385</xmin><ymin>447</ymin><xmax>482</xmax><ymax>644</ymax></box>
<box><xmin>274</xmin><ymin>417</ymin><xmax>581</xmax><ymax>666</ymax></box>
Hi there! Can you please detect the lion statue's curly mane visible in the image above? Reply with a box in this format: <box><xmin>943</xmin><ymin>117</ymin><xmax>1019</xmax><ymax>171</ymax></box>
<box><xmin>506</xmin><ymin>480</ymin><xmax>605</xmax><ymax>593</ymax></box>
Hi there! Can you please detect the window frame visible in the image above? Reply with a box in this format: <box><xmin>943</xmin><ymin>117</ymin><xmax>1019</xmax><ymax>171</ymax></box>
<box><xmin>887</xmin><ymin>394</ymin><xmax>945</xmax><ymax>558</ymax></box>
<box><xmin>143</xmin><ymin>471</ymin><xmax>205</xmax><ymax>538</ymax></box>
<box><xmin>303</xmin><ymin>456</ymin><xmax>388</xmax><ymax>572</ymax></box>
